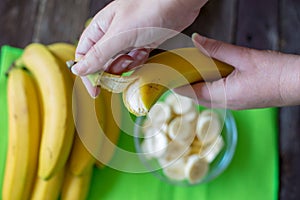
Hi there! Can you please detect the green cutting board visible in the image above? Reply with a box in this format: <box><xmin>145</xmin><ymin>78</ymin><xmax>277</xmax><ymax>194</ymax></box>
<box><xmin>0</xmin><ymin>45</ymin><xmax>278</xmax><ymax>200</ymax></box>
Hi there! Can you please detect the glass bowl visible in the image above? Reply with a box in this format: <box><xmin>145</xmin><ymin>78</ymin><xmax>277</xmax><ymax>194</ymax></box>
<box><xmin>133</xmin><ymin>92</ymin><xmax>237</xmax><ymax>186</ymax></box>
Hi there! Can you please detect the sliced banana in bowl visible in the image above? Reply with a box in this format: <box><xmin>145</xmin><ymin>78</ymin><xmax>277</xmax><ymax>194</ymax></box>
<box><xmin>134</xmin><ymin>91</ymin><xmax>237</xmax><ymax>186</ymax></box>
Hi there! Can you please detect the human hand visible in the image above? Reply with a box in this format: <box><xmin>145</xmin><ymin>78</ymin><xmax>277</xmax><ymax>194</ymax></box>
<box><xmin>72</xmin><ymin>0</ymin><xmax>208</xmax><ymax>97</ymax></box>
<box><xmin>175</xmin><ymin>33</ymin><xmax>300</xmax><ymax>109</ymax></box>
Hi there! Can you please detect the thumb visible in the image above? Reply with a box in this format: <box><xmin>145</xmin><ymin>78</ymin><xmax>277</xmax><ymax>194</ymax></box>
<box><xmin>192</xmin><ymin>33</ymin><xmax>248</xmax><ymax>70</ymax></box>
<box><xmin>175</xmin><ymin>34</ymin><xmax>249</xmax><ymax>108</ymax></box>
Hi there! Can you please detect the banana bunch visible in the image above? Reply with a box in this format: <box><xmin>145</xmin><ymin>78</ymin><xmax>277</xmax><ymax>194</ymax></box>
<box><xmin>68</xmin><ymin>47</ymin><xmax>234</xmax><ymax>117</ymax></box>
<box><xmin>140</xmin><ymin>93</ymin><xmax>224</xmax><ymax>184</ymax></box>
<box><xmin>3</xmin><ymin>42</ymin><xmax>121</xmax><ymax>200</ymax></box>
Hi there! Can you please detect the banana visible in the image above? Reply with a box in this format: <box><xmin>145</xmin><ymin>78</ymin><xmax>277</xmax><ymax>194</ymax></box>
<box><xmin>162</xmin><ymin>158</ymin><xmax>186</xmax><ymax>181</ymax></box>
<box><xmin>148</xmin><ymin>102</ymin><xmax>172</xmax><ymax>125</ymax></box>
<box><xmin>18</xmin><ymin>43</ymin><xmax>74</xmax><ymax>179</ymax></box>
<box><xmin>30</xmin><ymin>167</ymin><xmax>65</xmax><ymax>200</ymax></box>
<box><xmin>69</xmin><ymin>77</ymin><xmax>106</xmax><ymax>175</ymax></box>
<box><xmin>48</xmin><ymin>43</ymin><xmax>76</xmax><ymax>64</ymax></box>
<box><xmin>158</xmin><ymin>141</ymin><xmax>190</xmax><ymax>167</ymax></box>
<box><xmin>2</xmin><ymin>68</ymin><xmax>41</xmax><ymax>200</ymax></box>
<box><xmin>167</xmin><ymin>117</ymin><xmax>195</xmax><ymax>145</ymax></box>
<box><xmin>200</xmin><ymin>136</ymin><xmax>224</xmax><ymax>163</ymax></box>
<box><xmin>141</xmin><ymin>131</ymin><xmax>169</xmax><ymax>159</ymax></box>
<box><xmin>48</xmin><ymin>42</ymin><xmax>99</xmax><ymax>175</ymax></box>
<box><xmin>122</xmin><ymin>48</ymin><xmax>234</xmax><ymax>116</ymax></box>
<box><xmin>68</xmin><ymin>135</ymin><xmax>96</xmax><ymax>176</ymax></box>
<box><xmin>67</xmin><ymin>47</ymin><xmax>233</xmax><ymax>116</ymax></box>
<box><xmin>61</xmin><ymin>166</ymin><xmax>93</xmax><ymax>200</ymax></box>
<box><xmin>195</xmin><ymin>110</ymin><xmax>222</xmax><ymax>144</ymax></box>
<box><xmin>184</xmin><ymin>155</ymin><xmax>209</xmax><ymax>184</ymax></box>
<box><xmin>96</xmin><ymin>90</ymin><xmax>121</xmax><ymax>168</ymax></box>
<box><xmin>170</xmin><ymin>94</ymin><xmax>196</xmax><ymax>115</ymax></box>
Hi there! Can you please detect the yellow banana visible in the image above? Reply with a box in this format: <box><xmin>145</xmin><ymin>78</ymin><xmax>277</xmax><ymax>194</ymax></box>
<box><xmin>61</xmin><ymin>166</ymin><xmax>93</xmax><ymax>200</ymax></box>
<box><xmin>69</xmin><ymin>77</ymin><xmax>106</xmax><ymax>176</ymax></box>
<box><xmin>96</xmin><ymin>90</ymin><xmax>121</xmax><ymax>168</ymax></box>
<box><xmin>48</xmin><ymin>43</ymin><xmax>76</xmax><ymax>67</ymax></box>
<box><xmin>67</xmin><ymin>47</ymin><xmax>234</xmax><ymax>116</ymax></box>
<box><xmin>48</xmin><ymin>42</ymin><xmax>108</xmax><ymax>175</ymax></box>
<box><xmin>2</xmin><ymin>68</ymin><xmax>41</xmax><ymax>200</ymax></box>
<box><xmin>18</xmin><ymin>43</ymin><xmax>74</xmax><ymax>179</ymax></box>
<box><xmin>122</xmin><ymin>48</ymin><xmax>234</xmax><ymax>116</ymax></box>
<box><xmin>30</xmin><ymin>167</ymin><xmax>65</xmax><ymax>200</ymax></box>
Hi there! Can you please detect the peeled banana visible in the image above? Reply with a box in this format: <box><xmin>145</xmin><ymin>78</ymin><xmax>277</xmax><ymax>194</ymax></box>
<box><xmin>122</xmin><ymin>48</ymin><xmax>234</xmax><ymax>116</ymax></box>
<box><xmin>19</xmin><ymin>43</ymin><xmax>75</xmax><ymax>179</ymax></box>
<box><xmin>2</xmin><ymin>68</ymin><xmax>41</xmax><ymax>200</ymax></box>
<box><xmin>68</xmin><ymin>47</ymin><xmax>233</xmax><ymax>116</ymax></box>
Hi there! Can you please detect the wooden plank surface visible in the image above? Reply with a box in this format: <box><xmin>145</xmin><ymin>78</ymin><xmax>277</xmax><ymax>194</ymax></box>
<box><xmin>236</xmin><ymin>0</ymin><xmax>279</xmax><ymax>50</ymax></box>
<box><xmin>1</xmin><ymin>0</ymin><xmax>300</xmax><ymax>199</ymax></box>
<box><xmin>32</xmin><ymin>0</ymin><xmax>90</xmax><ymax>44</ymax></box>
<box><xmin>0</xmin><ymin>0</ymin><xmax>39</xmax><ymax>47</ymax></box>
<box><xmin>279</xmin><ymin>0</ymin><xmax>300</xmax><ymax>199</ymax></box>
<box><xmin>184</xmin><ymin>0</ymin><xmax>237</xmax><ymax>43</ymax></box>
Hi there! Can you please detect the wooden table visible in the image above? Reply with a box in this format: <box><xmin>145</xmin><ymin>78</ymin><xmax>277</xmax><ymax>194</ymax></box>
<box><xmin>1</xmin><ymin>0</ymin><xmax>299</xmax><ymax>199</ymax></box>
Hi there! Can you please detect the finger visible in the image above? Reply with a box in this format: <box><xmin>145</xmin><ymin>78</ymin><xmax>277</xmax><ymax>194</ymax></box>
<box><xmin>126</xmin><ymin>48</ymin><xmax>150</xmax><ymax>70</ymax></box>
<box><xmin>75</xmin><ymin>4</ymin><xmax>114</xmax><ymax>60</ymax></box>
<box><xmin>174</xmin><ymin>79</ymin><xmax>229</xmax><ymax>109</ymax></box>
<box><xmin>72</xmin><ymin>29</ymin><xmax>136</xmax><ymax>76</ymax></box>
<box><xmin>192</xmin><ymin>33</ymin><xmax>250</xmax><ymax>70</ymax></box>
<box><xmin>81</xmin><ymin>76</ymin><xmax>101</xmax><ymax>98</ymax></box>
<box><xmin>106</xmin><ymin>55</ymin><xmax>134</xmax><ymax>75</ymax></box>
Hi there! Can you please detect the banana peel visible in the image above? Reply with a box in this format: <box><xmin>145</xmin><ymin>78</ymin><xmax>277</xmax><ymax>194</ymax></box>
<box><xmin>67</xmin><ymin>47</ymin><xmax>234</xmax><ymax>116</ymax></box>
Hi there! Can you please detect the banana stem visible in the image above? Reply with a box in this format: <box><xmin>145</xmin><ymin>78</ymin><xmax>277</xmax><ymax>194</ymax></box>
<box><xmin>5</xmin><ymin>59</ymin><xmax>24</xmax><ymax>76</ymax></box>
<box><xmin>65</xmin><ymin>60</ymin><xmax>101</xmax><ymax>87</ymax></box>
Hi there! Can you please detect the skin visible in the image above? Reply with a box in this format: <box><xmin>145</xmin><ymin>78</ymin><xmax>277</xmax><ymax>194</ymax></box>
<box><xmin>73</xmin><ymin>0</ymin><xmax>300</xmax><ymax>109</ymax></box>
<box><xmin>175</xmin><ymin>33</ymin><xmax>300</xmax><ymax>109</ymax></box>
<box><xmin>72</xmin><ymin>0</ymin><xmax>207</xmax><ymax>97</ymax></box>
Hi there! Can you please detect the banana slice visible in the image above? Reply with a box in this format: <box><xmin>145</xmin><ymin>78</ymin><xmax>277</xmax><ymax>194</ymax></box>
<box><xmin>162</xmin><ymin>158</ymin><xmax>186</xmax><ymax>181</ymax></box>
<box><xmin>170</xmin><ymin>94</ymin><xmax>195</xmax><ymax>115</ymax></box>
<box><xmin>189</xmin><ymin>138</ymin><xmax>203</xmax><ymax>155</ymax></box>
<box><xmin>200</xmin><ymin>136</ymin><xmax>224</xmax><ymax>163</ymax></box>
<box><xmin>165</xmin><ymin>92</ymin><xmax>177</xmax><ymax>105</ymax></box>
<box><xmin>185</xmin><ymin>155</ymin><xmax>209</xmax><ymax>184</ymax></box>
<box><xmin>168</xmin><ymin>117</ymin><xmax>195</xmax><ymax>144</ymax></box>
<box><xmin>158</xmin><ymin>141</ymin><xmax>190</xmax><ymax>167</ymax></box>
<box><xmin>142</xmin><ymin>123</ymin><xmax>169</xmax><ymax>138</ymax></box>
<box><xmin>142</xmin><ymin>102</ymin><xmax>172</xmax><ymax>137</ymax></box>
<box><xmin>141</xmin><ymin>131</ymin><xmax>169</xmax><ymax>159</ymax></box>
<box><xmin>195</xmin><ymin>111</ymin><xmax>221</xmax><ymax>144</ymax></box>
<box><xmin>182</xmin><ymin>108</ymin><xmax>198</xmax><ymax>123</ymax></box>
<box><xmin>148</xmin><ymin>102</ymin><xmax>172</xmax><ymax>124</ymax></box>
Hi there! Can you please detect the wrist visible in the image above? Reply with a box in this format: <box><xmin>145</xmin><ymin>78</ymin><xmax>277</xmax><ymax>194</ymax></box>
<box><xmin>173</xmin><ymin>0</ymin><xmax>208</xmax><ymax>11</ymax></box>
<box><xmin>159</xmin><ymin>0</ymin><xmax>207</xmax><ymax>31</ymax></box>
<box><xmin>279</xmin><ymin>55</ymin><xmax>300</xmax><ymax>106</ymax></box>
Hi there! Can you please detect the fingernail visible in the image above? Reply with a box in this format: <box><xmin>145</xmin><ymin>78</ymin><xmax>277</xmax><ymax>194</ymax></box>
<box><xmin>192</xmin><ymin>33</ymin><xmax>206</xmax><ymax>44</ymax></box>
<box><xmin>71</xmin><ymin>66</ymin><xmax>79</xmax><ymax>75</ymax></box>
<box><xmin>92</xmin><ymin>87</ymin><xmax>101</xmax><ymax>99</ymax></box>
<box><xmin>121</xmin><ymin>60</ymin><xmax>133</xmax><ymax>69</ymax></box>
<box><xmin>136</xmin><ymin>51</ymin><xmax>148</xmax><ymax>61</ymax></box>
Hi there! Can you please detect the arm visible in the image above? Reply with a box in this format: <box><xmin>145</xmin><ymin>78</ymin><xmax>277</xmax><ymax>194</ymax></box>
<box><xmin>72</xmin><ymin>0</ymin><xmax>208</xmax><ymax>97</ymax></box>
<box><xmin>175</xmin><ymin>33</ymin><xmax>300</xmax><ymax>109</ymax></box>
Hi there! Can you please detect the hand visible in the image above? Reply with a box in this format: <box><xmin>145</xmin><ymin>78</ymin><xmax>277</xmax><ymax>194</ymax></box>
<box><xmin>72</xmin><ymin>0</ymin><xmax>207</xmax><ymax>97</ymax></box>
<box><xmin>175</xmin><ymin>33</ymin><xmax>300</xmax><ymax>109</ymax></box>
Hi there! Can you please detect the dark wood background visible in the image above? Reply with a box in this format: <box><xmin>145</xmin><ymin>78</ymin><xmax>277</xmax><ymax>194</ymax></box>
<box><xmin>1</xmin><ymin>0</ymin><xmax>299</xmax><ymax>199</ymax></box>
